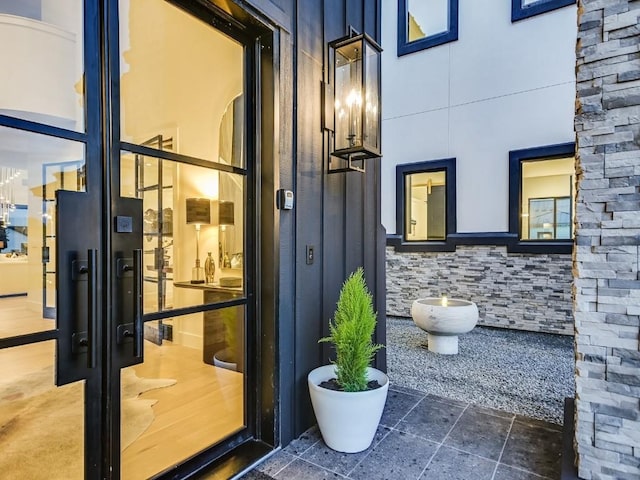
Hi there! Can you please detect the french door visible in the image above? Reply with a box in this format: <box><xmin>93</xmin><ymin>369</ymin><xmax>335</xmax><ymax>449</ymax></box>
<box><xmin>0</xmin><ymin>1</ymin><xmax>256</xmax><ymax>478</ymax></box>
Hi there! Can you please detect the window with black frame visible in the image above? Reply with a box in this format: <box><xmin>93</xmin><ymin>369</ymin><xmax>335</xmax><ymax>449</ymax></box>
<box><xmin>508</xmin><ymin>141</ymin><xmax>575</xmax><ymax>249</ymax></box>
<box><xmin>397</xmin><ymin>159</ymin><xmax>455</xmax><ymax>243</ymax></box>
<box><xmin>520</xmin><ymin>157</ymin><xmax>573</xmax><ymax>241</ymax></box>
<box><xmin>511</xmin><ymin>0</ymin><xmax>575</xmax><ymax>22</ymax></box>
<box><xmin>397</xmin><ymin>0</ymin><xmax>458</xmax><ymax>56</ymax></box>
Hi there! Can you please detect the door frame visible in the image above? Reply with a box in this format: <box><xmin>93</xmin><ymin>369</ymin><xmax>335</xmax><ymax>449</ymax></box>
<box><xmin>0</xmin><ymin>1</ymin><xmax>106</xmax><ymax>477</ymax></box>
<box><xmin>0</xmin><ymin>0</ymin><xmax>280</xmax><ymax>476</ymax></box>
<box><xmin>101</xmin><ymin>0</ymin><xmax>278</xmax><ymax>478</ymax></box>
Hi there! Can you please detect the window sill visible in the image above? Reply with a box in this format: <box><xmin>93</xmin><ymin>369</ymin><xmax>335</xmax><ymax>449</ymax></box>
<box><xmin>387</xmin><ymin>233</ymin><xmax>573</xmax><ymax>254</ymax></box>
<box><xmin>387</xmin><ymin>235</ymin><xmax>455</xmax><ymax>252</ymax></box>
<box><xmin>397</xmin><ymin>30</ymin><xmax>458</xmax><ymax>56</ymax></box>
<box><xmin>508</xmin><ymin>240</ymin><xmax>573</xmax><ymax>254</ymax></box>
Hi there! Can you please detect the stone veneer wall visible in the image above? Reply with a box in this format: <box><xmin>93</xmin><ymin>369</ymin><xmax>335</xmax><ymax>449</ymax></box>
<box><xmin>386</xmin><ymin>246</ymin><xmax>573</xmax><ymax>335</ymax></box>
<box><xmin>574</xmin><ymin>0</ymin><xmax>640</xmax><ymax>478</ymax></box>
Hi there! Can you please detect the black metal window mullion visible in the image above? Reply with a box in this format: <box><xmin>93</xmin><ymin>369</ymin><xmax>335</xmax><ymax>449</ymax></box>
<box><xmin>120</xmin><ymin>142</ymin><xmax>248</xmax><ymax>176</ymax></box>
<box><xmin>0</xmin><ymin>115</ymin><xmax>88</xmax><ymax>144</ymax></box>
<box><xmin>142</xmin><ymin>297</ymin><xmax>248</xmax><ymax>323</ymax></box>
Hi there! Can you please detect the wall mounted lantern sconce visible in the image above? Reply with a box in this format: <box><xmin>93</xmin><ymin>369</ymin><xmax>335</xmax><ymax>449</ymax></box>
<box><xmin>186</xmin><ymin>197</ymin><xmax>212</xmax><ymax>284</ymax></box>
<box><xmin>323</xmin><ymin>32</ymin><xmax>383</xmax><ymax>173</ymax></box>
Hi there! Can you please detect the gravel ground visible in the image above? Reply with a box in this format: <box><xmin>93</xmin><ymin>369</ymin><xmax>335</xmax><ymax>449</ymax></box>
<box><xmin>386</xmin><ymin>317</ymin><xmax>575</xmax><ymax>425</ymax></box>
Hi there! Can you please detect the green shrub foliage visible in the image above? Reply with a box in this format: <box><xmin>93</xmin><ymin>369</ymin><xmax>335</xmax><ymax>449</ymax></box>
<box><xmin>320</xmin><ymin>268</ymin><xmax>383</xmax><ymax>392</ymax></box>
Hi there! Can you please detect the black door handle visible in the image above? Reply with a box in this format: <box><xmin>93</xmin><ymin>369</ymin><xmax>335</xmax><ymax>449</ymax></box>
<box><xmin>70</xmin><ymin>250</ymin><xmax>98</xmax><ymax>368</ymax></box>
<box><xmin>132</xmin><ymin>249</ymin><xmax>143</xmax><ymax>358</ymax></box>
<box><xmin>116</xmin><ymin>249</ymin><xmax>143</xmax><ymax>359</ymax></box>
<box><xmin>55</xmin><ymin>190</ymin><xmax>101</xmax><ymax>386</ymax></box>
<box><xmin>87</xmin><ymin>249</ymin><xmax>98</xmax><ymax>368</ymax></box>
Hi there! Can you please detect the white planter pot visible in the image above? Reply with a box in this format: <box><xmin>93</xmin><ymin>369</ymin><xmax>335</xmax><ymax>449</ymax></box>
<box><xmin>213</xmin><ymin>350</ymin><xmax>237</xmax><ymax>371</ymax></box>
<box><xmin>308</xmin><ymin>364</ymin><xmax>389</xmax><ymax>453</ymax></box>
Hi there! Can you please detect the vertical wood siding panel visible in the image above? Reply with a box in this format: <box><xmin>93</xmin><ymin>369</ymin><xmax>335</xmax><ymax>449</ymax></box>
<box><xmin>291</xmin><ymin>0</ymin><xmax>385</xmax><ymax>438</ymax></box>
<box><xmin>363</xmin><ymin>0</ymin><xmax>386</xmax><ymax>370</ymax></box>
<box><xmin>294</xmin><ymin>0</ymin><xmax>325</xmax><ymax>437</ymax></box>
<box><xmin>343</xmin><ymin>1</ymin><xmax>365</xmax><ymax>278</ymax></box>
<box><xmin>275</xmin><ymin>27</ymin><xmax>297</xmax><ymax>445</ymax></box>
<box><xmin>321</xmin><ymin>0</ymin><xmax>347</xmax><ymax>364</ymax></box>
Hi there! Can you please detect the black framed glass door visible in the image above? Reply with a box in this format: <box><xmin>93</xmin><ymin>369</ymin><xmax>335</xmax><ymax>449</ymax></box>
<box><xmin>1</xmin><ymin>0</ymin><xmax>257</xmax><ymax>478</ymax></box>
<box><xmin>111</xmin><ymin>1</ymin><xmax>254</xmax><ymax>478</ymax></box>
<box><xmin>0</xmin><ymin>1</ymin><xmax>104</xmax><ymax>478</ymax></box>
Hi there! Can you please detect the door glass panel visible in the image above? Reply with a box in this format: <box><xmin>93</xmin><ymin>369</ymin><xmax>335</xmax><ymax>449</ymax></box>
<box><xmin>0</xmin><ymin>0</ymin><xmax>84</xmax><ymax>131</ymax></box>
<box><xmin>121</xmin><ymin>305</ymin><xmax>245</xmax><ymax>480</ymax></box>
<box><xmin>121</xmin><ymin>153</ymin><xmax>245</xmax><ymax>314</ymax></box>
<box><xmin>119</xmin><ymin>0</ymin><xmax>245</xmax><ymax>167</ymax></box>
<box><xmin>0</xmin><ymin>340</ymin><xmax>85</xmax><ymax>477</ymax></box>
<box><xmin>0</xmin><ymin>126</ymin><xmax>85</xmax><ymax>338</ymax></box>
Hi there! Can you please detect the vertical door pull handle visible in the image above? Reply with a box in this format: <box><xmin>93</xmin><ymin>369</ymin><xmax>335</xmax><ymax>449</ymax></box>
<box><xmin>132</xmin><ymin>249</ymin><xmax>143</xmax><ymax>359</ymax></box>
<box><xmin>87</xmin><ymin>249</ymin><xmax>98</xmax><ymax>369</ymax></box>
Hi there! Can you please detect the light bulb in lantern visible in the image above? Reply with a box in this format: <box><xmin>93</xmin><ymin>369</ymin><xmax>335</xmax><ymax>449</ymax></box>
<box><xmin>441</xmin><ymin>295</ymin><xmax>448</xmax><ymax>307</ymax></box>
<box><xmin>346</xmin><ymin>88</ymin><xmax>362</xmax><ymax>107</ymax></box>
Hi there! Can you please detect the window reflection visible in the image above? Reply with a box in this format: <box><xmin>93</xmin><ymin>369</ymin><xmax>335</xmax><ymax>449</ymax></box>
<box><xmin>0</xmin><ymin>126</ymin><xmax>85</xmax><ymax>338</ymax></box>
<box><xmin>119</xmin><ymin>0</ymin><xmax>244</xmax><ymax>167</ymax></box>
<box><xmin>407</xmin><ymin>0</ymin><xmax>449</xmax><ymax>42</ymax></box>
<box><xmin>120</xmin><ymin>153</ymin><xmax>245</xmax><ymax>314</ymax></box>
<box><xmin>0</xmin><ymin>0</ymin><xmax>84</xmax><ymax>130</ymax></box>
<box><xmin>405</xmin><ymin>170</ymin><xmax>446</xmax><ymax>241</ymax></box>
<box><xmin>520</xmin><ymin>157</ymin><xmax>574</xmax><ymax>240</ymax></box>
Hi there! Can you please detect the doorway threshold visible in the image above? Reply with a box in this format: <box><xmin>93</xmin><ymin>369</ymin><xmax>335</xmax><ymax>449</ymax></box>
<box><xmin>192</xmin><ymin>440</ymin><xmax>276</xmax><ymax>480</ymax></box>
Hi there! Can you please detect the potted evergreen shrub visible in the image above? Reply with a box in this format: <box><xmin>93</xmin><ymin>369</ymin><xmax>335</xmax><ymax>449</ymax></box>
<box><xmin>307</xmin><ymin>268</ymin><xmax>388</xmax><ymax>453</ymax></box>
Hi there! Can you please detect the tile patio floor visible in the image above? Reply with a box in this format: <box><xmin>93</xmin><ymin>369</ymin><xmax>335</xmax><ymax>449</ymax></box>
<box><xmin>241</xmin><ymin>385</ymin><xmax>563</xmax><ymax>480</ymax></box>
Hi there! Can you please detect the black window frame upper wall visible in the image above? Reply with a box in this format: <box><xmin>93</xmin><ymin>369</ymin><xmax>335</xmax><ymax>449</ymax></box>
<box><xmin>508</xmin><ymin>142</ymin><xmax>575</xmax><ymax>254</ymax></box>
<box><xmin>393</xmin><ymin>158</ymin><xmax>457</xmax><ymax>251</ymax></box>
<box><xmin>511</xmin><ymin>0</ymin><xmax>575</xmax><ymax>22</ymax></box>
<box><xmin>397</xmin><ymin>0</ymin><xmax>459</xmax><ymax>56</ymax></box>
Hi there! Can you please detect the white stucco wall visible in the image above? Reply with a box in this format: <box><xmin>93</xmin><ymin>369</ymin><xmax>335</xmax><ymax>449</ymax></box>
<box><xmin>381</xmin><ymin>0</ymin><xmax>577</xmax><ymax>234</ymax></box>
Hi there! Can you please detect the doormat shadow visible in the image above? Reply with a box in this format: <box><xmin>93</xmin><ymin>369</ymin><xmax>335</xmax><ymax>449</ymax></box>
<box><xmin>0</xmin><ymin>366</ymin><xmax>176</xmax><ymax>479</ymax></box>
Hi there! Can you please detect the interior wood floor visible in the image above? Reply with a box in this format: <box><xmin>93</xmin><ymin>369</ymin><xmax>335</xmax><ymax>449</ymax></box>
<box><xmin>0</xmin><ymin>297</ymin><xmax>245</xmax><ymax>480</ymax></box>
<box><xmin>0</xmin><ymin>296</ymin><xmax>54</xmax><ymax>339</ymax></box>
<box><xmin>123</xmin><ymin>341</ymin><xmax>244</xmax><ymax>480</ymax></box>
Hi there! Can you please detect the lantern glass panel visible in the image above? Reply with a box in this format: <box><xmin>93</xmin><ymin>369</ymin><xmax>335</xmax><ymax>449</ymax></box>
<box><xmin>334</xmin><ymin>40</ymin><xmax>363</xmax><ymax>152</ymax></box>
<box><xmin>363</xmin><ymin>42</ymin><xmax>380</xmax><ymax>151</ymax></box>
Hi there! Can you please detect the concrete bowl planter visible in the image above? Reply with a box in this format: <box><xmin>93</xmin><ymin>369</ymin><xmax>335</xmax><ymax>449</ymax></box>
<box><xmin>308</xmin><ymin>364</ymin><xmax>389</xmax><ymax>453</ymax></box>
<box><xmin>411</xmin><ymin>298</ymin><xmax>479</xmax><ymax>354</ymax></box>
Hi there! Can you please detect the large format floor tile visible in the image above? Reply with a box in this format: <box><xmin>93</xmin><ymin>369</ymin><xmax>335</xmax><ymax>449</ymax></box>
<box><xmin>443</xmin><ymin>405</ymin><xmax>513</xmax><ymax>461</ymax></box>
<box><xmin>243</xmin><ymin>387</ymin><xmax>563</xmax><ymax>480</ymax></box>
<box><xmin>421</xmin><ymin>446</ymin><xmax>497</xmax><ymax>480</ymax></box>
<box><xmin>500</xmin><ymin>417</ymin><xmax>562</xmax><ymax>478</ymax></box>
<box><xmin>299</xmin><ymin>426</ymin><xmax>390</xmax><ymax>476</ymax></box>
<box><xmin>380</xmin><ymin>388</ymin><xmax>424</xmax><ymax>428</ymax></box>
<box><xmin>349</xmin><ymin>430</ymin><xmax>438</xmax><ymax>480</ymax></box>
<box><xmin>395</xmin><ymin>396</ymin><xmax>466</xmax><ymax>443</ymax></box>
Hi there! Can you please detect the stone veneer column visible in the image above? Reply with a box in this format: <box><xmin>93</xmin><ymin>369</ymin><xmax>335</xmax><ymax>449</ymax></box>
<box><xmin>574</xmin><ymin>1</ymin><xmax>640</xmax><ymax>478</ymax></box>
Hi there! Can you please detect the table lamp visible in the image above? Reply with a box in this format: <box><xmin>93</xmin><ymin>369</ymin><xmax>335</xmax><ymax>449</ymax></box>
<box><xmin>186</xmin><ymin>198</ymin><xmax>211</xmax><ymax>283</ymax></box>
<box><xmin>218</xmin><ymin>201</ymin><xmax>234</xmax><ymax>268</ymax></box>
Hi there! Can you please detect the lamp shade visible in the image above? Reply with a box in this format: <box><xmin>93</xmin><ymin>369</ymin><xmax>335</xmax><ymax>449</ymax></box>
<box><xmin>186</xmin><ymin>198</ymin><xmax>211</xmax><ymax>225</ymax></box>
<box><xmin>219</xmin><ymin>201</ymin><xmax>235</xmax><ymax>226</ymax></box>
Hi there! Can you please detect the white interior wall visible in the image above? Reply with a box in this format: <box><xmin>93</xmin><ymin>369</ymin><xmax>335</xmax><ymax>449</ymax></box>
<box><xmin>381</xmin><ymin>0</ymin><xmax>576</xmax><ymax>234</ymax></box>
<box><xmin>407</xmin><ymin>0</ymin><xmax>449</xmax><ymax>38</ymax></box>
